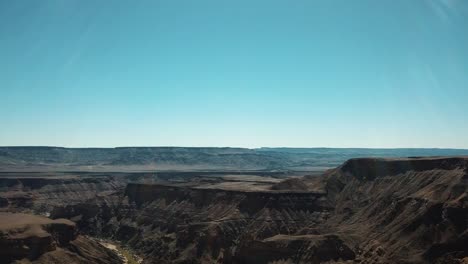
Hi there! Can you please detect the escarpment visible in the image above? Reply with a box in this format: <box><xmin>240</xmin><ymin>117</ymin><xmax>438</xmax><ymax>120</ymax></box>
<box><xmin>124</xmin><ymin>183</ymin><xmax>328</xmax><ymax>212</ymax></box>
<box><xmin>319</xmin><ymin>157</ymin><xmax>468</xmax><ymax>263</ymax></box>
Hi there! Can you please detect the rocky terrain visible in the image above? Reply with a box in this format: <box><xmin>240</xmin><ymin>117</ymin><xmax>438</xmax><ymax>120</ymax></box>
<box><xmin>320</xmin><ymin>157</ymin><xmax>468</xmax><ymax>263</ymax></box>
<box><xmin>0</xmin><ymin>212</ymin><xmax>122</xmax><ymax>263</ymax></box>
<box><xmin>0</xmin><ymin>155</ymin><xmax>467</xmax><ymax>263</ymax></box>
<box><xmin>0</xmin><ymin>174</ymin><xmax>125</xmax><ymax>215</ymax></box>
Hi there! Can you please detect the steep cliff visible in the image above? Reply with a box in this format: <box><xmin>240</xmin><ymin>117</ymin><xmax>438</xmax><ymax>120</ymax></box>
<box><xmin>320</xmin><ymin>157</ymin><xmax>468</xmax><ymax>263</ymax></box>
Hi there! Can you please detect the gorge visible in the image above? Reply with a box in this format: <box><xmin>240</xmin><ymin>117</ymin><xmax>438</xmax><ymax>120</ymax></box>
<box><xmin>0</xmin><ymin>148</ymin><xmax>467</xmax><ymax>263</ymax></box>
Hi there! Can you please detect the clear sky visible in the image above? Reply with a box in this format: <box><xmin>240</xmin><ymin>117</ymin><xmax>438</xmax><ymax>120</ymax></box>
<box><xmin>1</xmin><ymin>0</ymin><xmax>468</xmax><ymax>148</ymax></box>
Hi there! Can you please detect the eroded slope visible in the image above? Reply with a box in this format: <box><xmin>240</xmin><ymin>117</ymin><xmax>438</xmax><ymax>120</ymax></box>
<box><xmin>320</xmin><ymin>157</ymin><xmax>468</xmax><ymax>263</ymax></box>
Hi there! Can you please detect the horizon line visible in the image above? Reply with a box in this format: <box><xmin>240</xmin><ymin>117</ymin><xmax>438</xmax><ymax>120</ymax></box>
<box><xmin>1</xmin><ymin>145</ymin><xmax>468</xmax><ymax>151</ymax></box>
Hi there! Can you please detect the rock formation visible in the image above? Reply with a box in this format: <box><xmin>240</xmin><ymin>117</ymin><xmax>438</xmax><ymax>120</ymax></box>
<box><xmin>0</xmin><ymin>212</ymin><xmax>122</xmax><ymax>263</ymax></box>
<box><xmin>321</xmin><ymin>157</ymin><xmax>468</xmax><ymax>263</ymax></box>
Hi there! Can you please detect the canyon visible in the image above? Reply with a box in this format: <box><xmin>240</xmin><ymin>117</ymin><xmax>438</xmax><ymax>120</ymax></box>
<box><xmin>0</xmin><ymin>148</ymin><xmax>467</xmax><ymax>263</ymax></box>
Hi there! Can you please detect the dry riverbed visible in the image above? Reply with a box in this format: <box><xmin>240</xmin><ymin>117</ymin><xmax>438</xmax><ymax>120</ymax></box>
<box><xmin>94</xmin><ymin>238</ymin><xmax>143</xmax><ymax>264</ymax></box>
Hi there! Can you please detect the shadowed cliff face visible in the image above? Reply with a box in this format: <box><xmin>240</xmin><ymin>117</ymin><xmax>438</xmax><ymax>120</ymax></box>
<box><xmin>339</xmin><ymin>157</ymin><xmax>468</xmax><ymax>181</ymax></box>
<box><xmin>324</xmin><ymin>157</ymin><xmax>468</xmax><ymax>203</ymax></box>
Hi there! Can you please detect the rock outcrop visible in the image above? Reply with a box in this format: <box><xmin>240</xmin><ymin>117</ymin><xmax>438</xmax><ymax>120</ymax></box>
<box><xmin>0</xmin><ymin>212</ymin><xmax>122</xmax><ymax>263</ymax></box>
<box><xmin>321</xmin><ymin>157</ymin><xmax>468</xmax><ymax>263</ymax></box>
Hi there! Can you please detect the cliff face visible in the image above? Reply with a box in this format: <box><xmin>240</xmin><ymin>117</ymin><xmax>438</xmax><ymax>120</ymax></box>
<box><xmin>0</xmin><ymin>176</ymin><xmax>124</xmax><ymax>214</ymax></box>
<box><xmin>124</xmin><ymin>183</ymin><xmax>328</xmax><ymax>213</ymax></box>
<box><xmin>0</xmin><ymin>213</ymin><xmax>122</xmax><ymax>264</ymax></box>
<box><xmin>0</xmin><ymin>213</ymin><xmax>76</xmax><ymax>261</ymax></box>
<box><xmin>321</xmin><ymin>157</ymin><xmax>468</xmax><ymax>263</ymax></box>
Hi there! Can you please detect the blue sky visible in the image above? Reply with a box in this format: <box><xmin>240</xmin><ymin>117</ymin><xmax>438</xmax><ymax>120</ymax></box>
<box><xmin>1</xmin><ymin>0</ymin><xmax>468</xmax><ymax>148</ymax></box>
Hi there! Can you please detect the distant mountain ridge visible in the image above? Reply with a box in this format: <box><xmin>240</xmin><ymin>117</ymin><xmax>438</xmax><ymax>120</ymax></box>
<box><xmin>1</xmin><ymin>146</ymin><xmax>468</xmax><ymax>172</ymax></box>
